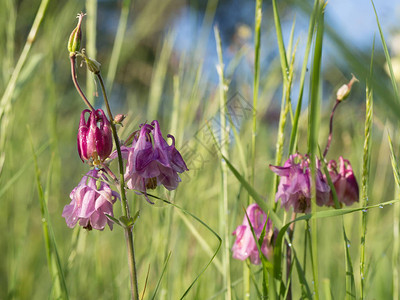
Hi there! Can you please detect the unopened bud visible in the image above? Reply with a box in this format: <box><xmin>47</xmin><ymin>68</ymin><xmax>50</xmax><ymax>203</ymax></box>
<box><xmin>336</xmin><ymin>74</ymin><xmax>358</xmax><ymax>101</ymax></box>
<box><xmin>68</xmin><ymin>12</ymin><xmax>85</xmax><ymax>56</ymax></box>
<box><xmin>114</xmin><ymin>114</ymin><xmax>126</xmax><ymax>126</ymax></box>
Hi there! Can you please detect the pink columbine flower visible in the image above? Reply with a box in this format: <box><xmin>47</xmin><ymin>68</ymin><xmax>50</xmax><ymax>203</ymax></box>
<box><xmin>77</xmin><ymin>109</ymin><xmax>113</xmax><ymax>164</ymax></box>
<box><xmin>124</xmin><ymin>120</ymin><xmax>188</xmax><ymax>200</ymax></box>
<box><xmin>269</xmin><ymin>154</ymin><xmax>330</xmax><ymax>213</ymax></box>
<box><xmin>232</xmin><ymin>204</ymin><xmax>273</xmax><ymax>265</ymax></box>
<box><xmin>327</xmin><ymin>156</ymin><xmax>359</xmax><ymax>206</ymax></box>
<box><xmin>62</xmin><ymin>169</ymin><xmax>119</xmax><ymax>230</ymax></box>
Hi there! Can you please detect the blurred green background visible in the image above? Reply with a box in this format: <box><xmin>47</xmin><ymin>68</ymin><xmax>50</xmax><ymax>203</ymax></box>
<box><xmin>1</xmin><ymin>0</ymin><xmax>400</xmax><ymax>299</ymax></box>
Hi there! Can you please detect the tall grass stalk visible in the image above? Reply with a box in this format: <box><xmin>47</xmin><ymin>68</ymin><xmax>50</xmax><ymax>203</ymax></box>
<box><xmin>359</xmin><ymin>44</ymin><xmax>374</xmax><ymax>299</ymax></box>
<box><xmin>270</xmin><ymin>0</ymin><xmax>294</xmax><ymax>212</ymax></box>
<box><xmin>288</xmin><ymin>0</ymin><xmax>319</xmax><ymax>154</ymax></box>
<box><xmin>4</xmin><ymin>0</ymin><xmax>16</xmax><ymax>76</ymax></box>
<box><xmin>0</xmin><ymin>0</ymin><xmax>50</xmax><ymax>173</ymax></box>
<box><xmin>251</xmin><ymin>0</ymin><xmax>262</xmax><ymax>185</ymax></box>
<box><xmin>371</xmin><ymin>3</ymin><xmax>400</xmax><ymax>297</ymax></box>
<box><xmin>308</xmin><ymin>1</ymin><xmax>324</xmax><ymax>298</ymax></box>
<box><xmin>388</xmin><ymin>133</ymin><xmax>400</xmax><ymax>300</ymax></box>
<box><xmin>244</xmin><ymin>0</ymin><xmax>262</xmax><ymax>298</ymax></box>
<box><xmin>147</xmin><ymin>31</ymin><xmax>175</xmax><ymax>120</ymax></box>
<box><xmin>106</xmin><ymin>0</ymin><xmax>132</xmax><ymax>94</ymax></box>
<box><xmin>30</xmin><ymin>138</ymin><xmax>69</xmax><ymax>299</ymax></box>
<box><xmin>370</xmin><ymin>0</ymin><xmax>399</xmax><ymax>103</ymax></box>
<box><xmin>214</xmin><ymin>26</ymin><xmax>231</xmax><ymax>300</ymax></box>
<box><xmin>85</xmin><ymin>0</ymin><xmax>97</xmax><ymax>105</ymax></box>
<box><xmin>195</xmin><ymin>0</ymin><xmax>218</xmax><ymax>61</ymax></box>
<box><xmin>394</xmin><ymin>181</ymin><xmax>400</xmax><ymax>300</ymax></box>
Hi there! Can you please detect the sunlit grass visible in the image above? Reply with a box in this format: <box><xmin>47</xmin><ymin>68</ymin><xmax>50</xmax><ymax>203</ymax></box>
<box><xmin>0</xmin><ymin>0</ymin><xmax>400</xmax><ymax>299</ymax></box>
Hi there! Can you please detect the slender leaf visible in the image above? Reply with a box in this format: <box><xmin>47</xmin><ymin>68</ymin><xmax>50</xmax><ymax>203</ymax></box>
<box><xmin>146</xmin><ymin>193</ymin><xmax>222</xmax><ymax>299</ymax></box>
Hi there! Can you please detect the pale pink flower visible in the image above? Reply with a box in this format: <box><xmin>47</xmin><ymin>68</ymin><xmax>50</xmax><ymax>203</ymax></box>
<box><xmin>62</xmin><ymin>169</ymin><xmax>119</xmax><ymax>230</ymax></box>
<box><xmin>232</xmin><ymin>204</ymin><xmax>273</xmax><ymax>265</ymax></box>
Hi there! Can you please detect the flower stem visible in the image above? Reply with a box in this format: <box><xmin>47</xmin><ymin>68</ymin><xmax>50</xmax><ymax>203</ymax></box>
<box><xmin>70</xmin><ymin>56</ymin><xmax>95</xmax><ymax>112</ymax></box>
<box><xmin>322</xmin><ymin>99</ymin><xmax>341</xmax><ymax>158</ymax></box>
<box><xmin>286</xmin><ymin>212</ymin><xmax>296</xmax><ymax>300</ymax></box>
<box><xmin>97</xmin><ymin>72</ymin><xmax>139</xmax><ymax>300</ymax></box>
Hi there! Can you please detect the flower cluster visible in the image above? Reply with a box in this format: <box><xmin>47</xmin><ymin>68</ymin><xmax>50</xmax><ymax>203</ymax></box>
<box><xmin>270</xmin><ymin>154</ymin><xmax>359</xmax><ymax>213</ymax></box>
<box><xmin>62</xmin><ymin>169</ymin><xmax>119</xmax><ymax>230</ymax></box>
<box><xmin>232</xmin><ymin>204</ymin><xmax>274</xmax><ymax>265</ymax></box>
<box><xmin>63</xmin><ymin>113</ymin><xmax>188</xmax><ymax>229</ymax></box>
<box><xmin>123</xmin><ymin>120</ymin><xmax>188</xmax><ymax>201</ymax></box>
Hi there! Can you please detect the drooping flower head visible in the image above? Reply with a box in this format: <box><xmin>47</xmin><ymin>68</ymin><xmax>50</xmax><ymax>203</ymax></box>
<box><xmin>232</xmin><ymin>204</ymin><xmax>274</xmax><ymax>265</ymax></box>
<box><xmin>124</xmin><ymin>120</ymin><xmax>188</xmax><ymax>201</ymax></box>
<box><xmin>77</xmin><ymin>109</ymin><xmax>113</xmax><ymax>164</ymax></box>
<box><xmin>269</xmin><ymin>154</ymin><xmax>330</xmax><ymax>213</ymax></box>
<box><xmin>327</xmin><ymin>156</ymin><xmax>359</xmax><ymax>206</ymax></box>
<box><xmin>62</xmin><ymin>169</ymin><xmax>119</xmax><ymax>230</ymax></box>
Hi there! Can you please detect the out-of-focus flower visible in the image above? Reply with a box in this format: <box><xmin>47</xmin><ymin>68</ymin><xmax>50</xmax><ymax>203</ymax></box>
<box><xmin>77</xmin><ymin>109</ymin><xmax>113</xmax><ymax>164</ymax></box>
<box><xmin>270</xmin><ymin>154</ymin><xmax>330</xmax><ymax>213</ymax></box>
<box><xmin>336</xmin><ymin>74</ymin><xmax>358</xmax><ymax>101</ymax></box>
<box><xmin>327</xmin><ymin>156</ymin><xmax>359</xmax><ymax>206</ymax></box>
<box><xmin>62</xmin><ymin>169</ymin><xmax>119</xmax><ymax>230</ymax></box>
<box><xmin>114</xmin><ymin>114</ymin><xmax>126</xmax><ymax>126</ymax></box>
<box><xmin>232</xmin><ymin>203</ymin><xmax>273</xmax><ymax>265</ymax></box>
<box><xmin>124</xmin><ymin>120</ymin><xmax>188</xmax><ymax>201</ymax></box>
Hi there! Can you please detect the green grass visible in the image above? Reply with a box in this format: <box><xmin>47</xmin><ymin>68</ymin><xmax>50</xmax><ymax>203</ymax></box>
<box><xmin>1</xmin><ymin>0</ymin><xmax>400</xmax><ymax>299</ymax></box>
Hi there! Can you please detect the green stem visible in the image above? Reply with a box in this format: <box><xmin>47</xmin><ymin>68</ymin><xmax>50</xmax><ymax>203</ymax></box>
<box><xmin>308</xmin><ymin>2</ymin><xmax>324</xmax><ymax>298</ymax></box>
<box><xmin>322</xmin><ymin>100</ymin><xmax>341</xmax><ymax>158</ymax></box>
<box><xmin>86</xmin><ymin>0</ymin><xmax>97</xmax><ymax>105</ymax></box>
<box><xmin>70</xmin><ymin>56</ymin><xmax>95</xmax><ymax>111</ymax></box>
<box><xmin>97</xmin><ymin>73</ymin><xmax>139</xmax><ymax>300</ymax></box>
<box><xmin>251</xmin><ymin>0</ymin><xmax>262</xmax><ymax>185</ymax></box>
<box><xmin>360</xmin><ymin>37</ymin><xmax>374</xmax><ymax>300</ymax></box>
<box><xmin>214</xmin><ymin>26</ymin><xmax>232</xmax><ymax>300</ymax></box>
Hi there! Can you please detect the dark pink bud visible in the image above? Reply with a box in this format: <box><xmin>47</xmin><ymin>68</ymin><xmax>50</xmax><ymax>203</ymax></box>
<box><xmin>77</xmin><ymin>109</ymin><xmax>113</xmax><ymax>163</ymax></box>
<box><xmin>327</xmin><ymin>156</ymin><xmax>359</xmax><ymax>206</ymax></box>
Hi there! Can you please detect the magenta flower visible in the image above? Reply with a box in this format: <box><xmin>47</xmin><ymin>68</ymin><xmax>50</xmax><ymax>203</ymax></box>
<box><xmin>77</xmin><ymin>109</ymin><xmax>113</xmax><ymax>164</ymax></box>
<box><xmin>232</xmin><ymin>204</ymin><xmax>273</xmax><ymax>265</ymax></box>
<box><xmin>62</xmin><ymin>169</ymin><xmax>119</xmax><ymax>230</ymax></box>
<box><xmin>327</xmin><ymin>156</ymin><xmax>359</xmax><ymax>206</ymax></box>
<box><xmin>269</xmin><ymin>154</ymin><xmax>330</xmax><ymax>213</ymax></box>
<box><xmin>124</xmin><ymin>120</ymin><xmax>188</xmax><ymax>200</ymax></box>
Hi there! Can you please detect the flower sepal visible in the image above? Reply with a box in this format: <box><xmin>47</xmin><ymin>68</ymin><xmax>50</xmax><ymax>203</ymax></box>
<box><xmin>104</xmin><ymin>211</ymin><xmax>140</xmax><ymax>230</ymax></box>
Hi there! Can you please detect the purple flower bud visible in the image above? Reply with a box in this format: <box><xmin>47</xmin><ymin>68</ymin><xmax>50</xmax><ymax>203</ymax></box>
<box><xmin>269</xmin><ymin>154</ymin><xmax>330</xmax><ymax>213</ymax></box>
<box><xmin>232</xmin><ymin>204</ymin><xmax>273</xmax><ymax>265</ymax></box>
<box><xmin>122</xmin><ymin>120</ymin><xmax>188</xmax><ymax>202</ymax></box>
<box><xmin>327</xmin><ymin>156</ymin><xmax>359</xmax><ymax>206</ymax></box>
<box><xmin>62</xmin><ymin>169</ymin><xmax>119</xmax><ymax>230</ymax></box>
<box><xmin>77</xmin><ymin>109</ymin><xmax>113</xmax><ymax>164</ymax></box>
<box><xmin>114</xmin><ymin>114</ymin><xmax>126</xmax><ymax>125</ymax></box>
